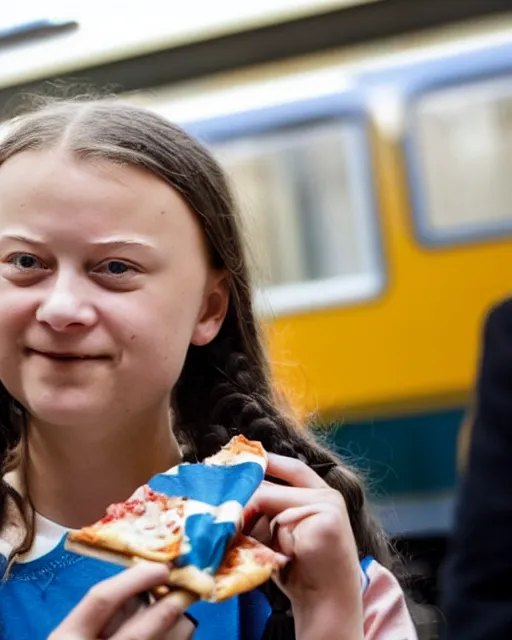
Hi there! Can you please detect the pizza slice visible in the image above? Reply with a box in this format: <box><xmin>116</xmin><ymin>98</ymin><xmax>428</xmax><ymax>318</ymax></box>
<box><xmin>66</xmin><ymin>485</ymin><xmax>218</xmax><ymax>596</ymax></box>
<box><xmin>66</xmin><ymin>435</ymin><xmax>286</xmax><ymax>602</ymax></box>
<box><xmin>211</xmin><ymin>534</ymin><xmax>285</xmax><ymax>602</ymax></box>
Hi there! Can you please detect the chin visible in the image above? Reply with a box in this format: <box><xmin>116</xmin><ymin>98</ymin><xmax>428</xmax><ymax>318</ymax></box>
<box><xmin>30</xmin><ymin>406</ymin><xmax>105</xmax><ymax>428</ymax></box>
<box><xmin>24</xmin><ymin>390</ymin><xmax>113</xmax><ymax>427</ymax></box>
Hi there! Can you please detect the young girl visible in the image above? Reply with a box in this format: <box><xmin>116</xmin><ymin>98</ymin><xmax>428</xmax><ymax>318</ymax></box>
<box><xmin>0</xmin><ymin>99</ymin><xmax>417</xmax><ymax>639</ymax></box>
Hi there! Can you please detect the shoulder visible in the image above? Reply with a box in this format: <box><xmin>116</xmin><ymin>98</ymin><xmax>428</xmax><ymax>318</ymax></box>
<box><xmin>361</xmin><ymin>558</ymin><xmax>418</xmax><ymax>640</ymax></box>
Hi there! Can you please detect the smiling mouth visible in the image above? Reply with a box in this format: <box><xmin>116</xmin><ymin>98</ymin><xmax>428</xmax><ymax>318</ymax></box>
<box><xmin>27</xmin><ymin>349</ymin><xmax>107</xmax><ymax>361</ymax></box>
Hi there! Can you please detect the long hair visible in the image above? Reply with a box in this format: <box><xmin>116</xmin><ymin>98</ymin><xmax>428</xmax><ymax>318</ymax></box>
<box><xmin>0</xmin><ymin>98</ymin><xmax>391</xmax><ymax>571</ymax></box>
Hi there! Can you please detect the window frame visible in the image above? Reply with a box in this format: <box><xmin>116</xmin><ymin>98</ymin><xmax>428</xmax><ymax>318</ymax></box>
<box><xmin>399</xmin><ymin>41</ymin><xmax>512</xmax><ymax>248</ymax></box>
<box><xmin>183</xmin><ymin>92</ymin><xmax>386</xmax><ymax>317</ymax></box>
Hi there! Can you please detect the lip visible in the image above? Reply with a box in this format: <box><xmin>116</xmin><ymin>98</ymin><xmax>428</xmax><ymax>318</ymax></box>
<box><xmin>26</xmin><ymin>349</ymin><xmax>108</xmax><ymax>360</ymax></box>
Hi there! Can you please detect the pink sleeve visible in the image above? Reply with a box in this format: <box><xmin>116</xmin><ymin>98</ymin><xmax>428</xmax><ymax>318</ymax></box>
<box><xmin>362</xmin><ymin>559</ymin><xmax>418</xmax><ymax>640</ymax></box>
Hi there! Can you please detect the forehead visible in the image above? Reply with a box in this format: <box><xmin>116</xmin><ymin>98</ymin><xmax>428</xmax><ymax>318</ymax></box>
<box><xmin>0</xmin><ymin>149</ymin><xmax>201</xmax><ymax>245</ymax></box>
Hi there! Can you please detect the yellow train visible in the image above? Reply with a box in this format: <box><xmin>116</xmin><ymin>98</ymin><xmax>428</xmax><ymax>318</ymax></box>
<box><xmin>1</xmin><ymin>7</ymin><xmax>512</xmax><ymax>540</ymax></box>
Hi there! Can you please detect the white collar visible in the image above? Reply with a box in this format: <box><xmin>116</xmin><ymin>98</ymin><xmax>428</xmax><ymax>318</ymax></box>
<box><xmin>17</xmin><ymin>511</ymin><xmax>72</xmax><ymax>564</ymax></box>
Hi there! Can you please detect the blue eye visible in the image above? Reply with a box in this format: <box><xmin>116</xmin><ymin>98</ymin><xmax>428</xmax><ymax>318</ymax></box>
<box><xmin>8</xmin><ymin>253</ymin><xmax>45</xmax><ymax>270</ymax></box>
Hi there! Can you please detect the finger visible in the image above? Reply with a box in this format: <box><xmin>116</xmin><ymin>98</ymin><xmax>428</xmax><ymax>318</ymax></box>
<box><xmin>269</xmin><ymin>504</ymin><xmax>339</xmax><ymax>557</ymax></box>
<box><xmin>57</xmin><ymin>562</ymin><xmax>172</xmax><ymax>635</ymax></box>
<box><xmin>99</xmin><ymin>594</ymin><xmax>148</xmax><ymax>637</ymax></box>
<box><xmin>272</xmin><ymin>503</ymin><xmax>334</xmax><ymax>528</ymax></box>
<box><xmin>266</xmin><ymin>454</ymin><xmax>329</xmax><ymax>489</ymax></box>
<box><xmin>111</xmin><ymin>591</ymin><xmax>197</xmax><ymax>640</ymax></box>
<box><xmin>244</xmin><ymin>483</ymin><xmax>342</xmax><ymax>522</ymax></box>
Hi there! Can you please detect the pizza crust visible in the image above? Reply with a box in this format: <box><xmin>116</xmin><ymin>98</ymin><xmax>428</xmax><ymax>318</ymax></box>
<box><xmin>67</xmin><ymin>527</ymin><xmax>181</xmax><ymax>564</ymax></box>
<box><xmin>164</xmin><ymin>565</ymin><xmax>215</xmax><ymax>597</ymax></box>
<box><xmin>205</xmin><ymin>435</ymin><xmax>267</xmax><ymax>467</ymax></box>
<box><xmin>65</xmin><ymin>538</ymin><xmax>137</xmax><ymax>569</ymax></box>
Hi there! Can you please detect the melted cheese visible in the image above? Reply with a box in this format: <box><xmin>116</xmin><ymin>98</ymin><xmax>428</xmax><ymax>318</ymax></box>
<box><xmin>94</xmin><ymin>495</ymin><xmax>220</xmax><ymax>556</ymax></box>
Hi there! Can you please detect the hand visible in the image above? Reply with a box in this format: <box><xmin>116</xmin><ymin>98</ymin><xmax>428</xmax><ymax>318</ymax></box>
<box><xmin>49</xmin><ymin>562</ymin><xmax>197</xmax><ymax>640</ymax></box>
<box><xmin>245</xmin><ymin>454</ymin><xmax>363</xmax><ymax>640</ymax></box>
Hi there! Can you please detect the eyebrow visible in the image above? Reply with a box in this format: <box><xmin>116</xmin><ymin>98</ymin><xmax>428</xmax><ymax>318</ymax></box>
<box><xmin>0</xmin><ymin>234</ymin><xmax>155</xmax><ymax>250</ymax></box>
<box><xmin>0</xmin><ymin>234</ymin><xmax>45</xmax><ymax>246</ymax></box>
<box><xmin>93</xmin><ymin>239</ymin><xmax>156</xmax><ymax>251</ymax></box>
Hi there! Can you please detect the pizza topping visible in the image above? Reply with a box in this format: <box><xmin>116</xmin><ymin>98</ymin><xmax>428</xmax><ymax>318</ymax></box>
<box><xmin>99</xmin><ymin>488</ymin><xmax>186</xmax><ymax>528</ymax></box>
<box><xmin>214</xmin><ymin>535</ymin><xmax>283</xmax><ymax>578</ymax></box>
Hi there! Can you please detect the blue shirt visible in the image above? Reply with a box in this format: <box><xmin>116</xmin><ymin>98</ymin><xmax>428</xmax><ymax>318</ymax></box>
<box><xmin>0</xmin><ymin>459</ymin><xmax>273</xmax><ymax>639</ymax></box>
<box><xmin>0</xmin><ymin>540</ymin><xmax>271</xmax><ymax>639</ymax></box>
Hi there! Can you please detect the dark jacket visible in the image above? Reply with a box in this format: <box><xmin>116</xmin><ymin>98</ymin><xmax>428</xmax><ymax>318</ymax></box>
<box><xmin>443</xmin><ymin>297</ymin><xmax>512</xmax><ymax>638</ymax></box>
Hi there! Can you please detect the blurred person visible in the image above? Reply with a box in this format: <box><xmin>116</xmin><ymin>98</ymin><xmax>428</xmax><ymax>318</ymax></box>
<box><xmin>443</xmin><ymin>297</ymin><xmax>512</xmax><ymax>638</ymax></box>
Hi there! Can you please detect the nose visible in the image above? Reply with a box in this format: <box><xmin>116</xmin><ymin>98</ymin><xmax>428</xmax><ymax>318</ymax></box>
<box><xmin>35</xmin><ymin>272</ymin><xmax>98</xmax><ymax>331</ymax></box>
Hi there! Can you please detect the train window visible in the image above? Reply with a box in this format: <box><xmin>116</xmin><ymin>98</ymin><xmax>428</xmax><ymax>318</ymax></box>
<box><xmin>213</xmin><ymin>120</ymin><xmax>382</xmax><ymax>315</ymax></box>
<box><xmin>412</xmin><ymin>77</ymin><xmax>512</xmax><ymax>242</ymax></box>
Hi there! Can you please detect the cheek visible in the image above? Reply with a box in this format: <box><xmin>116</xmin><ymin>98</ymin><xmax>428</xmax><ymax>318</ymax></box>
<box><xmin>123</xmin><ymin>332</ymin><xmax>189</xmax><ymax>404</ymax></box>
<box><xmin>119</xmin><ymin>292</ymin><xmax>201</xmax><ymax>386</ymax></box>
<box><xmin>0</xmin><ymin>302</ymin><xmax>31</xmax><ymax>399</ymax></box>
<box><xmin>0</xmin><ymin>293</ymin><xmax>31</xmax><ymax>353</ymax></box>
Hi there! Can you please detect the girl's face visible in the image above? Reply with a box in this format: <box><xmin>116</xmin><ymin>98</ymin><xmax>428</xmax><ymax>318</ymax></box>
<box><xmin>0</xmin><ymin>149</ymin><xmax>228</xmax><ymax>429</ymax></box>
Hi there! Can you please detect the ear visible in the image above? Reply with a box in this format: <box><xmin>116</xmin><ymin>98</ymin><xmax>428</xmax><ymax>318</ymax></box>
<box><xmin>190</xmin><ymin>271</ymin><xmax>230</xmax><ymax>346</ymax></box>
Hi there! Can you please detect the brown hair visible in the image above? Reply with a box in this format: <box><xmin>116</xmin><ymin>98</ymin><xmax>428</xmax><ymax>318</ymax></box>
<box><xmin>0</xmin><ymin>99</ymin><xmax>391</xmax><ymax>571</ymax></box>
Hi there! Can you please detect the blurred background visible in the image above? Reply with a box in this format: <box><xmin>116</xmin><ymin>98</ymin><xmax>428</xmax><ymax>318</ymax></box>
<box><xmin>2</xmin><ymin>1</ymin><xmax>512</xmax><ymax>637</ymax></box>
